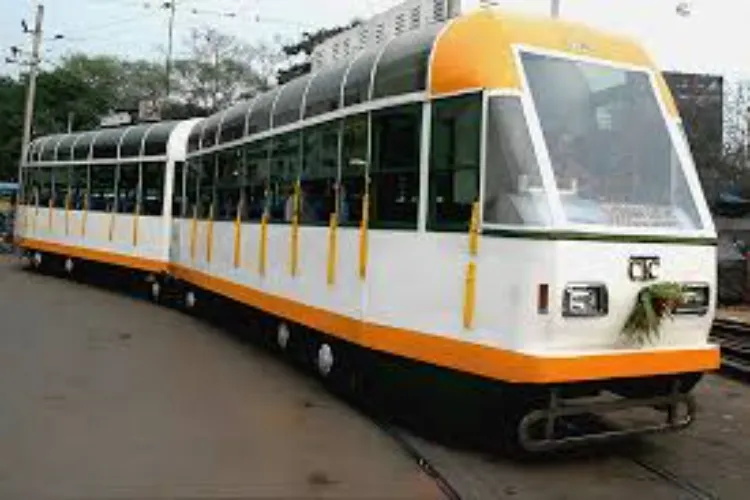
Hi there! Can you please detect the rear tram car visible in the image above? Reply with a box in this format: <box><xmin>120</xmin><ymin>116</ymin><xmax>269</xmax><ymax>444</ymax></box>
<box><xmin>15</xmin><ymin>5</ymin><xmax>719</xmax><ymax>453</ymax></box>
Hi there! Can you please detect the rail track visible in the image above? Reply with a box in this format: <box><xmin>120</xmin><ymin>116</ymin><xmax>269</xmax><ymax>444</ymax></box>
<box><xmin>710</xmin><ymin>319</ymin><xmax>750</xmax><ymax>375</ymax></box>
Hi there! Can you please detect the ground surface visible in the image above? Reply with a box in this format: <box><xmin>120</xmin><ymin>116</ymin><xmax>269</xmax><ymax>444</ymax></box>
<box><xmin>0</xmin><ymin>256</ymin><xmax>443</xmax><ymax>500</ymax></box>
<box><xmin>1</xmin><ymin>254</ymin><xmax>749</xmax><ymax>499</ymax></box>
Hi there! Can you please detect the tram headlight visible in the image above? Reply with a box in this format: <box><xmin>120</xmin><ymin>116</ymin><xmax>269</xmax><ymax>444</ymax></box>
<box><xmin>562</xmin><ymin>283</ymin><xmax>609</xmax><ymax>318</ymax></box>
<box><xmin>676</xmin><ymin>283</ymin><xmax>710</xmax><ymax>316</ymax></box>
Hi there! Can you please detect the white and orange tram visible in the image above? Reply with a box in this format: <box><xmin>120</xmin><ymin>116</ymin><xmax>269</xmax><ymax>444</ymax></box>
<box><xmin>16</xmin><ymin>7</ymin><xmax>720</xmax><ymax>452</ymax></box>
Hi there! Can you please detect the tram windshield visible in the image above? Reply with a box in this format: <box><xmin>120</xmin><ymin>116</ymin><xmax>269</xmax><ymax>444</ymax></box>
<box><xmin>520</xmin><ymin>51</ymin><xmax>704</xmax><ymax>231</ymax></box>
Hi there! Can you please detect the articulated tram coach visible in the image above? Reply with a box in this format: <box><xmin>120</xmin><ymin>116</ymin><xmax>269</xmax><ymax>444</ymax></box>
<box><xmin>15</xmin><ymin>8</ymin><xmax>719</xmax><ymax>452</ymax></box>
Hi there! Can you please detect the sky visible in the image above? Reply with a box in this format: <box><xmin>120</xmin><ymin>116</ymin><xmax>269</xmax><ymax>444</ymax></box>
<box><xmin>2</xmin><ymin>0</ymin><xmax>750</xmax><ymax>79</ymax></box>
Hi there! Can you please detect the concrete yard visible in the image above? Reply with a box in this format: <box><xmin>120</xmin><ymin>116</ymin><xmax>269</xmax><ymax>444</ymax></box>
<box><xmin>1</xmin><ymin>254</ymin><xmax>749</xmax><ymax>499</ymax></box>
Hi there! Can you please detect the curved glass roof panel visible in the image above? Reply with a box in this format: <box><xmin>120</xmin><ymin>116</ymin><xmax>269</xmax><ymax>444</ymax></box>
<box><xmin>40</xmin><ymin>135</ymin><xmax>65</xmax><ymax>161</ymax></box>
<box><xmin>73</xmin><ymin>131</ymin><xmax>99</xmax><ymax>161</ymax></box>
<box><xmin>246</xmin><ymin>87</ymin><xmax>281</xmax><ymax>136</ymax></box>
<box><xmin>200</xmin><ymin>113</ymin><xmax>223</xmax><ymax>150</ymax></box>
<box><xmin>303</xmin><ymin>60</ymin><xmax>349</xmax><ymax>119</ymax></box>
<box><xmin>343</xmin><ymin>48</ymin><xmax>380</xmax><ymax>107</ymax></box>
<box><xmin>188</xmin><ymin>121</ymin><xmax>203</xmax><ymax>154</ymax></box>
<box><xmin>119</xmin><ymin>124</ymin><xmax>151</xmax><ymax>158</ymax></box>
<box><xmin>28</xmin><ymin>139</ymin><xmax>42</xmax><ymax>163</ymax></box>
<box><xmin>372</xmin><ymin>24</ymin><xmax>442</xmax><ymax>100</ymax></box>
<box><xmin>272</xmin><ymin>74</ymin><xmax>313</xmax><ymax>128</ymax></box>
<box><xmin>92</xmin><ymin>128</ymin><xmax>126</xmax><ymax>160</ymax></box>
<box><xmin>143</xmin><ymin>121</ymin><xmax>179</xmax><ymax>157</ymax></box>
<box><xmin>219</xmin><ymin>99</ymin><xmax>253</xmax><ymax>144</ymax></box>
<box><xmin>56</xmin><ymin>134</ymin><xmax>79</xmax><ymax>162</ymax></box>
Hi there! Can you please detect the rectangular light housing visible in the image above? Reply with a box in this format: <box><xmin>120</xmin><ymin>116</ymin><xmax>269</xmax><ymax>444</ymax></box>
<box><xmin>675</xmin><ymin>283</ymin><xmax>710</xmax><ymax>316</ymax></box>
<box><xmin>562</xmin><ymin>283</ymin><xmax>609</xmax><ymax>318</ymax></box>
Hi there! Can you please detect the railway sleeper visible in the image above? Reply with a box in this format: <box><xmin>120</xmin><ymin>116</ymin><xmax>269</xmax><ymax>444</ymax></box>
<box><xmin>517</xmin><ymin>381</ymin><xmax>695</xmax><ymax>453</ymax></box>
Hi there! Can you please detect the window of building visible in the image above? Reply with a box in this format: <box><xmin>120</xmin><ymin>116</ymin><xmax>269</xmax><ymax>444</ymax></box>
<box><xmin>141</xmin><ymin>162</ymin><xmax>165</xmax><ymax>216</ymax></box>
<box><xmin>118</xmin><ymin>163</ymin><xmax>139</xmax><ymax>214</ymax></box>
<box><xmin>370</xmin><ymin>104</ymin><xmax>422</xmax><ymax>228</ymax></box>
<box><xmin>243</xmin><ymin>141</ymin><xmax>270</xmax><ymax>221</ymax></box>
<box><xmin>429</xmin><ymin>94</ymin><xmax>481</xmax><ymax>230</ymax></box>
<box><xmin>268</xmin><ymin>133</ymin><xmax>301</xmax><ymax>222</ymax></box>
<box><xmin>301</xmin><ymin>120</ymin><xmax>340</xmax><ymax>224</ymax></box>
<box><xmin>339</xmin><ymin>114</ymin><xmax>368</xmax><ymax>225</ymax></box>
<box><xmin>216</xmin><ymin>148</ymin><xmax>243</xmax><ymax>221</ymax></box>
<box><xmin>89</xmin><ymin>164</ymin><xmax>117</xmax><ymax>212</ymax></box>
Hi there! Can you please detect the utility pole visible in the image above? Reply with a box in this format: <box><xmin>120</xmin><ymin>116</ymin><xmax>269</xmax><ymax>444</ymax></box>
<box><xmin>166</xmin><ymin>0</ymin><xmax>177</xmax><ymax>98</ymax></box>
<box><xmin>18</xmin><ymin>1</ymin><xmax>44</xmax><ymax>186</ymax></box>
<box><xmin>551</xmin><ymin>0</ymin><xmax>561</xmax><ymax>18</ymax></box>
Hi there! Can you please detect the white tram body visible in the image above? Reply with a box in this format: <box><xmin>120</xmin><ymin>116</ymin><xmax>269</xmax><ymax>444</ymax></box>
<box><xmin>16</xmin><ymin>7</ymin><xmax>720</xmax><ymax>451</ymax></box>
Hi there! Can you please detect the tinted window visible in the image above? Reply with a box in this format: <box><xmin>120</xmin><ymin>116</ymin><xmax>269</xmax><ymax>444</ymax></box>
<box><xmin>216</xmin><ymin>148</ymin><xmax>243</xmax><ymax>221</ymax></box>
<box><xmin>120</xmin><ymin>125</ymin><xmax>150</xmax><ymax>158</ymax></box>
<box><xmin>143</xmin><ymin>122</ymin><xmax>178</xmax><ymax>157</ymax></box>
<box><xmin>220</xmin><ymin>100</ymin><xmax>253</xmax><ymax>144</ymax></box>
<box><xmin>243</xmin><ymin>141</ymin><xmax>270</xmax><ymax>221</ymax></box>
<box><xmin>301</xmin><ymin>120</ymin><xmax>340</xmax><ymax>224</ymax></box>
<box><xmin>52</xmin><ymin>167</ymin><xmax>70</xmax><ymax>209</ymax></box>
<box><xmin>89</xmin><ymin>164</ymin><xmax>116</xmax><ymax>212</ymax></box>
<box><xmin>173</xmin><ymin>161</ymin><xmax>186</xmax><ymax>217</ymax></box>
<box><xmin>429</xmin><ymin>94</ymin><xmax>481</xmax><ymax>230</ymax></box>
<box><xmin>118</xmin><ymin>163</ymin><xmax>139</xmax><ymax>214</ymax></box>
<box><xmin>339</xmin><ymin>114</ymin><xmax>368</xmax><ymax>225</ymax></box>
<box><xmin>198</xmin><ymin>155</ymin><xmax>217</xmax><ymax>219</ymax></box>
<box><xmin>268</xmin><ymin>133</ymin><xmax>301</xmax><ymax>222</ymax></box>
<box><xmin>93</xmin><ymin>129</ymin><xmax>124</xmax><ymax>160</ymax></box>
<box><xmin>142</xmin><ymin>162</ymin><xmax>165</xmax><ymax>216</ymax></box>
<box><xmin>370</xmin><ymin>104</ymin><xmax>422</xmax><ymax>228</ymax></box>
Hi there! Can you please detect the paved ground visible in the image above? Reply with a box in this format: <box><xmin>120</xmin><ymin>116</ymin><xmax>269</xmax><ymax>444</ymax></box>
<box><xmin>0</xmin><ymin>256</ymin><xmax>443</xmax><ymax>499</ymax></box>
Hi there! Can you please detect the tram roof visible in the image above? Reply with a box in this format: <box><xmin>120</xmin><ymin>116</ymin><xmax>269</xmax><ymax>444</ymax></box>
<box><xmin>26</xmin><ymin>120</ymin><xmax>188</xmax><ymax>165</ymax></box>
<box><xmin>188</xmin><ymin>8</ymin><xmax>677</xmax><ymax>155</ymax></box>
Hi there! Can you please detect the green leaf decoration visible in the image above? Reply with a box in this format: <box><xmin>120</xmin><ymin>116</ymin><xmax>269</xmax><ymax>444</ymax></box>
<box><xmin>622</xmin><ymin>282</ymin><xmax>684</xmax><ymax>346</ymax></box>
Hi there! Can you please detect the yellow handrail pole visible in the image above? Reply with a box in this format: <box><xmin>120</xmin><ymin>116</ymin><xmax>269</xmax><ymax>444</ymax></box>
<box><xmin>47</xmin><ymin>197</ymin><xmax>53</xmax><ymax>232</ymax></box>
<box><xmin>259</xmin><ymin>212</ymin><xmax>268</xmax><ymax>277</ymax></box>
<box><xmin>233</xmin><ymin>200</ymin><xmax>243</xmax><ymax>268</ymax></box>
<box><xmin>327</xmin><ymin>211</ymin><xmax>338</xmax><ymax>286</ymax></box>
<box><xmin>132</xmin><ymin>201</ymin><xmax>140</xmax><ymax>247</ymax></box>
<box><xmin>81</xmin><ymin>192</ymin><xmax>89</xmax><ymax>239</ymax></box>
<box><xmin>463</xmin><ymin>201</ymin><xmax>481</xmax><ymax>330</ymax></box>
<box><xmin>290</xmin><ymin>180</ymin><xmax>301</xmax><ymax>277</ymax></box>
<box><xmin>189</xmin><ymin>204</ymin><xmax>198</xmax><ymax>262</ymax></box>
<box><xmin>64</xmin><ymin>192</ymin><xmax>71</xmax><ymax>237</ymax></box>
<box><xmin>206</xmin><ymin>203</ymin><xmax>215</xmax><ymax>264</ymax></box>
<box><xmin>358</xmin><ymin>181</ymin><xmax>370</xmax><ymax>281</ymax></box>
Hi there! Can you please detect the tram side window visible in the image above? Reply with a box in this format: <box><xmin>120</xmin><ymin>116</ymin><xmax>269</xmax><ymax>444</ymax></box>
<box><xmin>89</xmin><ymin>164</ymin><xmax>117</xmax><ymax>212</ymax></box>
<box><xmin>172</xmin><ymin>161</ymin><xmax>185</xmax><ymax>218</ymax></box>
<box><xmin>340</xmin><ymin>114</ymin><xmax>368</xmax><ymax>225</ymax></box>
<box><xmin>301</xmin><ymin>120</ymin><xmax>339</xmax><ymax>225</ymax></box>
<box><xmin>142</xmin><ymin>162</ymin><xmax>165</xmax><ymax>216</ymax></box>
<box><xmin>269</xmin><ymin>133</ymin><xmax>301</xmax><ymax>222</ymax></box>
<box><xmin>198</xmin><ymin>155</ymin><xmax>217</xmax><ymax>219</ymax></box>
<box><xmin>484</xmin><ymin>97</ymin><xmax>551</xmax><ymax>226</ymax></box>
<box><xmin>37</xmin><ymin>167</ymin><xmax>52</xmax><ymax>206</ymax></box>
<box><xmin>118</xmin><ymin>163</ymin><xmax>139</xmax><ymax>214</ymax></box>
<box><xmin>216</xmin><ymin>148</ymin><xmax>243</xmax><ymax>221</ymax></box>
<box><xmin>52</xmin><ymin>166</ymin><xmax>71</xmax><ymax>209</ymax></box>
<box><xmin>70</xmin><ymin>165</ymin><xmax>88</xmax><ymax>210</ymax></box>
<box><xmin>25</xmin><ymin>167</ymin><xmax>40</xmax><ymax>204</ymax></box>
<box><xmin>370</xmin><ymin>104</ymin><xmax>421</xmax><ymax>229</ymax></box>
<box><xmin>243</xmin><ymin>141</ymin><xmax>270</xmax><ymax>221</ymax></box>
<box><xmin>429</xmin><ymin>94</ymin><xmax>481</xmax><ymax>230</ymax></box>
<box><xmin>185</xmin><ymin>159</ymin><xmax>200</xmax><ymax>218</ymax></box>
